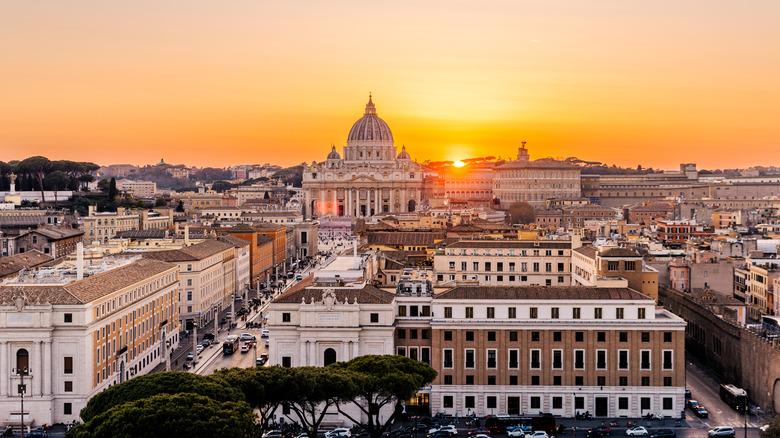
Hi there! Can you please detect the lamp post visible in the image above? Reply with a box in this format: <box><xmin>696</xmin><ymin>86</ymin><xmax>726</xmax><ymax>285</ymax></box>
<box><xmin>573</xmin><ymin>393</ymin><xmax>577</xmax><ymax>438</ymax></box>
<box><xmin>744</xmin><ymin>393</ymin><xmax>748</xmax><ymax>438</ymax></box>
<box><xmin>165</xmin><ymin>339</ymin><xmax>171</xmax><ymax>372</ymax></box>
<box><xmin>214</xmin><ymin>305</ymin><xmax>219</xmax><ymax>339</ymax></box>
<box><xmin>15</xmin><ymin>366</ymin><xmax>29</xmax><ymax>437</ymax></box>
<box><xmin>192</xmin><ymin>322</ymin><xmax>199</xmax><ymax>365</ymax></box>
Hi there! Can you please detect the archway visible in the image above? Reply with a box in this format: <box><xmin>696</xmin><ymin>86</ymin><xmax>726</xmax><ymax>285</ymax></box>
<box><xmin>16</xmin><ymin>348</ymin><xmax>29</xmax><ymax>374</ymax></box>
<box><xmin>310</xmin><ymin>200</ymin><xmax>317</xmax><ymax>218</ymax></box>
<box><xmin>408</xmin><ymin>199</ymin><xmax>416</xmax><ymax>212</ymax></box>
<box><xmin>324</xmin><ymin>348</ymin><xmax>337</xmax><ymax>366</ymax></box>
<box><xmin>774</xmin><ymin>378</ymin><xmax>780</xmax><ymax>413</ymax></box>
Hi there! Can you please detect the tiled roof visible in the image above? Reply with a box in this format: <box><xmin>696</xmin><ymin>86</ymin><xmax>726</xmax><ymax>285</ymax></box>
<box><xmin>574</xmin><ymin>246</ymin><xmax>597</xmax><ymax>258</ymax></box>
<box><xmin>257</xmin><ymin>235</ymin><xmax>274</xmax><ymax>245</ymax></box>
<box><xmin>366</xmin><ymin>232</ymin><xmax>445</xmax><ymax>247</ymax></box>
<box><xmin>435</xmin><ymin>286</ymin><xmax>651</xmax><ymax>301</ymax></box>
<box><xmin>116</xmin><ymin>230</ymin><xmax>167</xmax><ymax>239</ymax></box>
<box><xmin>0</xmin><ymin>250</ymin><xmax>54</xmax><ymax>278</ymax></box>
<box><xmin>217</xmin><ymin>235</ymin><xmax>251</xmax><ymax>248</ymax></box>
<box><xmin>142</xmin><ymin>240</ymin><xmax>233</xmax><ymax>262</ymax></box>
<box><xmin>446</xmin><ymin>240</ymin><xmax>571</xmax><ymax>249</ymax></box>
<box><xmin>0</xmin><ymin>258</ymin><xmax>176</xmax><ymax>305</ymax></box>
<box><xmin>28</xmin><ymin>226</ymin><xmax>84</xmax><ymax>240</ymax></box>
<box><xmin>599</xmin><ymin>248</ymin><xmax>642</xmax><ymax>258</ymax></box>
<box><xmin>274</xmin><ymin>281</ymin><xmax>395</xmax><ymax>305</ymax></box>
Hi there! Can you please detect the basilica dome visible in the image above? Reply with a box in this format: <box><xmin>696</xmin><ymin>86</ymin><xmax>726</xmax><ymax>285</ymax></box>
<box><xmin>396</xmin><ymin>145</ymin><xmax>411</xmax><ymax>160</ymax></box>
<box><xmin>327</xmin><ymin>145</ymin><xmax>341</xmax><ymax>160</ymax></box>
<box><xmin>347</xmin><ymin>95</ymin><xmax>394</xmax><ymax>145</ymax></box>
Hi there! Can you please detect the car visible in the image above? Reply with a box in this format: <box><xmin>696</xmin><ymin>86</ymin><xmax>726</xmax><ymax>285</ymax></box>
<box><xmin>240</xmin><ymin>333</ymin><xmax>256</xmax><ymax>341</ymax></box>
<box><xmin>473</xmin><ymin>435</ymin><xmax>490</xmax><ymax>438</ymax></box>
<box><xmin>708</xmin><ymin>428</ymin><xmax>735</xmax><ymax>438</ymax></box>
<box><xmin>386</xmin><ymin>430</ymin><xmax>413</xmax><ymax>438</ymax></box>
<box><xmin>201</xmin><ymin>340</ymin><xmax>210</xmax><ymax>347</ymax></box>
<box><xmin>684</xmin><ymin>390</ymin><xmax>692</xmax><ymax>399</ymax></box>
<box><xmin>196</xmin><ymin>345</ymin><xmax>203</xmax><ymax>354</ymax></box>
<box><xmin>25</xmin><ymin>431</ymin><xmax>48</xmax><ymax>438</ymax></box>
<box><xmin>760</xmin><ymin>425</ymin><xmax>770</xmax><ymax>433</ymax></box>
<box><xmin>428</xmin><ymin>432</ymin><xmax>455</xmax><ymax>438</ymax></box>
<box><xmin>588</xmin><ymin>427</ymin><xmax>611</xmax><ymax>437</ymax></box>
<box><xmin>263</xmin><ymin>431</ymin><xmax>283</xmax><ymax>438</ymax></box>
<box><xmin>265</xmin><ymin>339</ymin><xmax>270</xmax><ymax>347</ymax></box>
<box><xmin>186</xmin><ymin>353</ymin><xmax>194</xmax><ymax>361</ymax></box>
<box><xmin>696</xmin><ymin>406</ymin><xmax>709</xmax><ymax>418</ymax></box>
<box><xmin>467</xmin><ymin>429</ymin><xmax>490</xmax><ymax>437</ymax></box>
<box><xmin>687</xmin><ymin>400</ymin><xmax>700</xmax><ymax>411</ymax></box>
<box><xmin>325</xmin><ymin>428</ymin><xmax>352</xmax><ymax>438</ymax></box>
<box><xmin>626</xmin><ymin>427</ymin><xmax>649</xmax><ymax>437</ymax></box>
<box><xmin>508</xmin><ymin>427</ymin><xmax>527</xmax><ymax>438</ymax></box>
<box><xmin>203</xmin><ymin>332</ymin><xmax>215</xmax><ymax>340</ymax></box>
<box><xmin>261</xmin><ymin>329</ymin><xmax>270</xmax><ymax>338</ymax></box>
<box><xmin>525</xmin><ymin>432</ymin><xmax>548</xmax><ymax>438</ymax></box>
<box><xmin>409</xmin><ymin>424</ymin><xmax>430</xmax><ymax>433</ymax></box>
<box><xmin>649</xmin><ymin>430</ymin><xmax>676</xmax><ymax>438</ymax></box>
<box><xmin>429</xmin><ymin>426</ymin><xmax>458</xmax><ymax>436</ymax></box>
<box><xmin>241</xmin><ymin>343</ymin><xmax>250</xmax><ymax>353</ymax></box>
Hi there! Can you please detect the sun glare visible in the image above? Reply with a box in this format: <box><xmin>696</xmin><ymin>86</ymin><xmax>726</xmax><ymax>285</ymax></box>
<box><xmin>453</xmin><ymin>160</ymin><xmax>465</xmax><ymax>167</ymax></box>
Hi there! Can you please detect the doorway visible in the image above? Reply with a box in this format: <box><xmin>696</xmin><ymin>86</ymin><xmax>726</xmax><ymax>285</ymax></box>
<box><xmin>595</xmin><ymin>397</ymin><xmax>609</xmax><ymax>417</ymax></box>
<box><xmin>508</xmin><ymin>396</ymin><xmax>520</xmax><ymax>415</ymax></box>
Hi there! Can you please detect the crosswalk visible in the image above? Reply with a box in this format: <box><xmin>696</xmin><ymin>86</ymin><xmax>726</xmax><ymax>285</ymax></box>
<box><xmin>697</xmin><ymin>421</ymin><xmax>762</xmax><ymax>429</ymax></box>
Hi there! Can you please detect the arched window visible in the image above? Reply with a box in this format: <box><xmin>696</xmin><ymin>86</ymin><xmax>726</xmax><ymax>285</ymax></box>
<box><xmin>16</xmin><ymin>349</ymin><xmax>29</xmax><ymax>375</ymax></box>
<box><xmin>324</xmin><ymin>348</ymin><xmax>337</xmax><ymax>366</ymax></box>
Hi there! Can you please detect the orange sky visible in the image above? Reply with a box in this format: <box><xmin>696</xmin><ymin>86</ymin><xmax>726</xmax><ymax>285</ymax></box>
<box><xmin>1</xmin><ymin>1</ymin><xmax>778</xmax><ymax>170</ymax></box>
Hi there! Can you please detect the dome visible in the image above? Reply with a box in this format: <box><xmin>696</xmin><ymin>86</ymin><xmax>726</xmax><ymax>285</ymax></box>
<box><xmin>396</xmin><ymin>145</ymin><xmax>411</xmax><ymax>160</ymax></box>
<box><xmin>347</xmin><ymin>95</ymin><xmax>394</xmax><ymax>145</ymax></box>
<box><xmin>327</xmin><ymin>145</ymin><xmax>341</xmax><ymax>160</ymax></box>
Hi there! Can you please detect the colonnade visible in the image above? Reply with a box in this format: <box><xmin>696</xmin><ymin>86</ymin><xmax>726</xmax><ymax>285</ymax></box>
<box><xmin>305</xmin><ymin>186</ymin><xmax>419</xmax><ymax>218</ymax></box>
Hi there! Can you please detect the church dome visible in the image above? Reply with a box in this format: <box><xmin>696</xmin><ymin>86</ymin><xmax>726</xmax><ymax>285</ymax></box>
<box><xmin>347</xmin><ymin>95</ymin><xmax>394</xmax><ymax>145</ymax></box>
<box><xmin>327</xmin><ymin>145</ymin><xmax>341</xmax><ymax>160</ymax></box>
<box><xmin>396</xmin><ymin>145</ymin><xmax>411</xmax><ymax>160</ymax></box>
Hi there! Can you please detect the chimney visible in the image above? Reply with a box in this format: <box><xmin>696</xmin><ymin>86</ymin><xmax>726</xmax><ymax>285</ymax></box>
<box><xmin>353</xmin><ymin>238</ymin><xmax>359</xmax><ymax>269</ymax></box>
<box><xmin>184</xmin><ymin>224</ymin><xmax>190</xmax><ymax>246</ymax></box>
<box><xmin>76</xmin><ymin>242</ymin><xmax>84</xmax><ymax>281</ymax></box>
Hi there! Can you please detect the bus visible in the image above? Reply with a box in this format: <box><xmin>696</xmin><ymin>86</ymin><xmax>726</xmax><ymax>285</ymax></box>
<box><xmin>720</xmin><ymin>384</ymin><xmax>748</xmax><ymax>411</ymax></box>
<box><xmin>484</xmin><ymin>415</ymin><xmax>556</xmax><ymax>434</ymax></box>
<box><xmin>223</xmin><ymin>335</ymin><xmax>240</xmax><ymax>354</ymax></box>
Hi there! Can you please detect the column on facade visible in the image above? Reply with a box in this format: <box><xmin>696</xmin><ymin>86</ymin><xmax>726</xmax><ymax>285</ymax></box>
<box><xmin>308</xmin><ymin>341</ymin><xmax>316</xmax><ymax>366</ymax></box>
<box><xmin>304</xmin><ymin>190</ymin><xmax>311</xmax><ymax>219</ymax></box>
<box><xmin>44</xmin><ymin>340</ymin><xmax>52</xmax><ymax>395</ymax></box>
<box><xmin>0</xmin><ymin>342</ymin><xmax>6</xmax><ymax>396</ymax></box>
<box><xmin>300</xmin><ymin>341</ymin><xmax>307</xmax><ymax>367</ymax></box>
<box><xmin>401</xmin><ymin>187</ymin><xmax>407</xmax><ymax>213</ymax></box>
<box><xmin>352</xmin><ymin>340</ymin><xmax>359</xmax><ymax>358</ymax></box>
<box><xmin>35</xmin><ymin>340</ymin><xmax>42</xmax><ymax>396</ymax></box>
<box><xmin>332</xmin><ymin>189</ymin><xmax>338</xmax><ymax>216</ymax></box>
<box><xmin>341</xmin><ymin>342</ymin><xmax>349</xmax><ymax>361</ymax></box>
<box><xmin>375</xmin><ymin>188</ymin><xmax>380</xmax><ymax>214</ymax></box>
<box><xmin>347</xmin><ymin>189</ymin><xmax>352</xmax><ymax>217</ymax></box>
<box><xmin>389</xmin><ymin>188</ymin><xmax>394</xmax><ymax>213</ymax></box>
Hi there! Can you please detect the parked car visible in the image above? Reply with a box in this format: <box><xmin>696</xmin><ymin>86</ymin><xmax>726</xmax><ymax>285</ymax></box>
<box><xmin>195</xmin><ymin>345</ymin><xmax>203</xmax><ymax>354</ymax></box>
<box><xmin>687</xmin><ymin>400</ymin><xmax>701</xmax><ymax>411</ymax></box>
<box><xmin>186</xmin><ymin>353</ymin><xmax>194</xmax><ymax>361</ymax></box>
<box><xmin>25</xmin><ymin>431</ymin><xmax>48</xmax><ymax>438</ymax></box>
<box><xmin>265</xmin><ymin>339</ymin><xmax>270</xmax><ymax>347</ymax></box>
<box><xmin>684</xmin><ymin>390</ymin><xmax>692</xmax><ymax>399</ymax></box>
<box><xmin>508</xmin><ymin>427</ymin><xmax>527</xmax><ymax>438</ymax></box>
<box><xmin>649</xmin><ymin>430</ymin><xmax>676</xmax><ymax>438</ymax></box>
<box><xmin>428</xmin><ymin>432</ymin><xmax>455</xmax><ymax>438</ymax></box>
<box><xmin>626</xmin><ymin>427</ymin><xmax>649</xmax><ymax>437</ymax></box>
<box><xmin>241</xmin><ymin>343</ymin><xmax>250</xmax><ymax>353</ymax></box>
<box><xmin>261</xmin><ymin>329</ymin><xmax>270</xmax><ymax>338</ymax></box>
<box><xmin>203</xmin><ymin>333</ymin><xmax>215</xmax><ymax>340</ymax></box>
<box><xmin>263</xmin><ymin>431</ymin><xmax>283</xmax><ymax>438</ymax></box>
<box><xmin>325</xmin><ymin>428</ymin><xmax>352</xmax><ymax>438</ymax></box>
<box><xmin>240</xmin><ymin>333</ymin><xmax>256</xmax><ymax>341</ymax></box>
<box><xmin>467</xmin><ymin>429</ymin><xmax>490</xmax><ymax>437</ymax></box>
<box><xmin>386</xmin><ymin>430</ymin><xmax>413</xmax><ymax>438</ymax></box>
<box><xmin>525</xmin><ymin>432</ymin><xmax>548</xmax><ymax>438</ymax></box>
<box><xmin>201</xmin><ymin>340</ymin><xmax>210</xmax><ymax>347</ymax></box>
<box><xmin>588</xmin><ymin>427</ymin><xmax>611</xmax><ymax>437</ymax></box>
<box><xmin>409</xmin><ymin>424</ymin><xmax>430</xmax><ymax>433</ymax></box>
<box><xmin>473</xmin><ymin>435</ymin><xmax>490</xmax><ymax>438</ymax></box>
<box><xmin>708</xmin><ymin>428</ymin><xmax>735</xmax><ymax>438</ymax></box>
<box><xmin>696</xmin><ymin>406</ymin><xmax>709</xmax><ymax>418</ymax></box>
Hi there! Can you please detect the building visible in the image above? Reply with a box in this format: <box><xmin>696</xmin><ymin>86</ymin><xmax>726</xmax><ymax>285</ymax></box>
<box><xmin>441</xmin><ymin>165</ymin><xmax>494</xmax><ymax>207</ymax></box>
<box><xmin>115</xmin><ymin>180</ymin><xmax>157</xmax><ymax>199</ymax></box>
<box><xmin>81</xmin><ymin>207</ymin><xmax>141</xmax><ymax>244</ymax></box>
<box><xmin>217</xmin><ymin>235</ymin><xmax>252</xmax><ymax>298</ymax></box>
<box><xmin>10</xmin><ymin>226</ymin><xmax>84</xmax><ymax>259</ymax></box>
<box><xmin>493</xmin><ymin>143</ymin><xmax>581</xmax><ymax>209</ymax></box>
<box><xmin>656</xmin><ymin>221</ymin><xmax>714</xmax><ymax>246</ymax></box>
<box><xmin>0</xmin><ymin>251</ymin><xmax>54</xmax><ymax>280</ymax></box>
<box><xmin>220</xmin><ymin>225</ymin><xmax>275</xmax><ymax>288</ymax></box>
<box><xmin>433</xmin><ymin>240</ymin><xmax>572</xmax><ymax>287</ymax></box>
<box><xmin>302</xmin><ymin>96</ymin><xmax>429</xmax><ymax>218</ymax></box>
<box><xmin>572</xmin><ymin>245</ymin><xmax>659</xmax><ymax>301</ymax></box>
<box><xmin>0</xmin><ymin>257</ymin><xmax>180</xmax><ymax>426</ymax></box>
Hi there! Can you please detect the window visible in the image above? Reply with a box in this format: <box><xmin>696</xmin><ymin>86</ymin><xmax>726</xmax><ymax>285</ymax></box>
<box><xmin>552</xmin><ymin>350</ymin><xmax>563</xmax><ymax>369</ymax></box>
<box><xmin>461</xmin><ymin>261</ymin><xmax>467</xmax><ymax>270</ymax></box>
<box><xmin>552</xmin><ymin>396</ymin><xmax>563</xmax><ymax>408</ymax></box>
<box><xmin>638</xmin><ymin>308</ymin><xmax>646</xmax><ymax>319</ymax></box>
<box><xmin>509</xmin><ymin>349</ymin><xmax>519</xmax><ymax>369</ymax></box>
<box><xmin>509</xmin><ymin>331</ymin><xmax>518</xmax><ymax>342</ymax></box>
<box><xmin>465</xmin><ymin>396</ymin><xmax>475</xmax><ymax>409</ymax></box>
<box><xmin>398</xmin><ymin>306</ymin><xmax>407</xmax><ymax>317</ymax></box>
<box><xmin>443</xmin><ymin>396</ymin><xmax>454</xmax><ymax>408</ymax></box>
<box><xmin>619</xmin><ymin>397</ymin><xmax>629</xmax><ymax>410</ymax></box>
<box><xmin>641</xmin><ymin>350</ymin><xmax>651</xmax><ymax>369</ymax></box>
<box><xmin>619</xmin><ymin>376</ymin><xmax>628</xmax><ymax>386</ymax></box>
<box><xmin>487</xmin><ymin>331</ymin><xmax>496</xmax><ymax>342</ymax></box>
<box><xmin>664</xmin><ymin>332</ymin><xmax>673</xmax><ymax>343</ymax></box>
<box><xmin>641</xmin><ymin>376</ymin><xmax>650</xmax><ymax>386</ymax></box>
<box><xmin>487</xmin><ymin>307</ymin><xmax>495</xmax><ymax>318</ymax></box>
<box><xmin>397</xmin><ymin>329</ymin><xmax>406</xmax><ymax>339</ymax></box>
<box><xmin>444</xmin><ymin>375</ymin><xmax>453</xmax><ymax>385</ymax></box>
<box><xmin>410</xmin><ymin>329</ymin><xmax>418</xmax><ymax>339</ymax></box>
<box><xmin>664</xmin><ymin>377</ymin><xmax>672</xmax><ymax>386</ymax></box>
<box><xmin>465</xmin><ymin>349</ymin><xmax>475</xmax><ymax>368</ymax></box>
<box><xmin>370</xmin><ymin>313</ymin><xmax>379</xmax><ymax>323</ymax></box>
<box><xmin>553</xmin><ymin>331</ymin><xmax>562</xmax><ymax>342</ymax></box>
<box><xmin>551</xmin><ymin>307</ymin><xmax>559</xmax><ymax>319</ymax></box>
<box><xmin>508</xmin><ymin>307</ymin><xmax>517</xmax><ymax>318</ymax></box>
<box><xmin>530</xmin><ymin>396</ymin><xmax>541</xmax><ymax>409</ymax></box>
<box><xmin>574</xmin><ymin>350</ymin><xmax>585</xmax><ymax>369</ymax></box>
<box><xmin>575</xmin><ymin>331</ymin><xmax>584</xmax><ymax>342</ymax></box>
<box><xmin>607</xmin><ymin>261</ymin><xmax>619</xmax><ymax>271</ymax></box>
<box><xmin>443</xmin><ymin>349</ymin><xmax>453</xmax><ymax>368</ymax></box>
<box><xmin>64</xmin><ymin>356</ymin><xmax>73</xmax><ymax>374</ymax></box>
<box><xmin>529</xmin><ymin>307</ymin><xmax>538</xmax><ymax>319</ymax></box>
<box><xmin>64</xmin><ymin>403</ymin><xmax>72</xmax><ymax>415</ymax></box>
<box><xmin>641</xmin><ymin>397</ymin><xmax>651</xmax><ymax>411</ymax></box>
<box><xmin>397</xmin><ymin>347</ymin><xmax>407</xmax><ymax>357</ymax></box>
<box><xmin>573</xmin><ymin>307</ymin><xmax>581</xmax><ymax>319</ymax></box>
<box><xmin>466</xmin><ymin>375</ymin><xmax>475</xmax><ymax>385</ymax></box>
<box><xmin>662</xmin><ymin>350</ymin><xmax>673</xmax><ymax>370</ymax></box>
<box><xmin>410</xmin><ymin>307</ymin><xmax>419</xmax><ymax>317</ymax></box>
<box><xmin>594</xmin><ymin>308</ymin><xmax>603</xmax><ymax>319</ymax></box>
<box><xmin>510</xmin><ymin>375</ymin><xmax>518</xmax><ymax>385</ymax></box>
<box><xmin>421</xmin><ymin>347</ymin><xmax>430</xmax><ymax>364</ymax></box>
<box><xmin>485</xmin><ymin>262</ymin><xmax>491</xmax><ymax>272</ymax></box>
<box><xmin>531</xmin><ymin>331</ymin><xmax>540</xmax><ymax>342</ymax></box>
<box><xmin>596</xmin><ymin>350</ymin><xmax>607</xmax><ymax>369</ymax></box>
<box><xmin>449</xmin><ymin>261</ymin><xmax>456</xmax><ymax>269</ymax></box>
<box><xmin>618</xmin><ymin>350</ymin><xmax>629</xmax><ymax>369</ymax></box>
<box><xmin>487</xmin><ymin>349</ymin><xmax>497</xmax><ymax>368</ymax></box>
<box><xmin>575</xmin><ymin>375</ymin><xmax>584</xmax><ymax>386</ymax></box>
<box><xmin>444</xmin><ymin>307</ymin><xmax>452</xmax><ymax>318</ymax></box>
<box><xmin>465</xmin><ymin>307</ymin><xmax>474</xmax><ymax>318</ymax></box>
<box><xmin>619</xmin><ymin>331</ymin><xmax>628</xmax><ymax>342</ymax></box>
<box><xmin>466</xmin><ymin>331</ymin><xmax>474</xmax><ymax>342</ymax></box>
<box><xmin>64</xmin><ymin>313</ymin><xmax>73</xmax><ymax>323</ymax></box>
<box><xmin>487</xmin><ymin>396</ymin><xmax>497</xmax><ymax>409</ymax></box>
<box><xmin>282</xmin><ymin>357</ymin><xmax>292</xmax><ymax>367</ymax></box>
<box><xmin>530</xmin><ymin>349</ymin><xmax>541</xmax><ymax>369</ymax></box>
<box><xmin>473</xmin><ymin>262</ymin><xmax>479</xmax><ymax>271</ymax></box>
<box><xmin>422</xmin><ymin>329</ymin><xmax>430</xmax><ymax>339</ymax></box>
<box><xmin>626</xmin><ymin>261</ymin><xmax>636</xmax><ymax>271</ymax></box>
<box><xmin>488</xmin><ymin>375</ymin><xmax>496</xmax><ymax>385</ymax></box>
<box><xmin>444</xmin><ymin>331</ymin><xmax>453</xmax><ymax>341</ymax></box>
<box><xmin>597</xmin><ymin>376</ymin><xmax>606</xmax><ymax>386</ymax></box>
<box><xmin>282</xmin><ymin>312</ymin><xmax>291</xmax><ymax>322</ymax></box>
<box><xmin>641</xmin><ymin>332</ymin><xmax>650</xmax><ymax>342</ymax></box>
<box><xmin>422</xmin><ymin>306</ymin><xmax>431</xmax><ymax>316</ymax></box>
<box><xmin>497</xmin><ymin>262</ymin><xmax>503</xmax><ymax>272</ymax></box>
<box><xmin>597</xmin><ymin>331</ymin><xmax>606</xmax><ymax>342</ymax></box>
<box><xmin>663</xmin><ymin>397</ymin><xmax>673</xmax><ymax>410</ymax></box>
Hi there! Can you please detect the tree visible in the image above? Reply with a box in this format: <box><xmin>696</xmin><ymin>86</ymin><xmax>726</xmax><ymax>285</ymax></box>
<box><xmin>69</xmin><ymin>393</ymin><xmax>255</xmax><ymax>438</ymax></box>
<box><xmin>97</xmin><ymin>178</ymin><xmax>111</xmax><ymax>193</ymax></box>
<box><xmin>176</xmin><ymin>200</ymin><xmax>185</xmax><ymax>212</ymax></box>
<box><xmin>43</xmin><ymin>170</ymin><xmax>70</xmax><ymax>204</ymax></box>
<box><xmin>213</xmin><ymin>366</ymin><xmax>288</xmax><ymax>429</ymax></box>
<box><xmin>18</xmin><ymin>156</ymin><xmax>51</xmax><ymax>202</ymax></box>
<box><xmin>333</xmin><ymin>355</ymin><xmax>437</xmax><ymax>438</ymax></box>
<box><xmin>507</xmin><ymin>201</ymin><xmax>536</xmax><ymax>225</ymax></box>
<box><xmin>211</xmin><ymin>180</ymin><xmax>233</xmax><ymax>193</ymax></box>
<box><xmin>284</xmin><ymin>367</ymin><xmax>361</xmax><ymax>438</ymax></box>
<box><xmin>108</xmin><ymin>177</ymin><xmax>118</xmax><ymax>202</ymax></box>
<box><xmin>79</xmin><ymin>371</ymin><xmax>244</xmax><ymax>422</ymax></box>
<box><xmin>155</xmin><ymin>197</ymin><xmax>168</xmax><ymax>207</ymax></box>
<box><xmin>760</xmin><ymin>415</ymin><xmax>780</xmax><ymax>438</ymax></box>
<box><xmin>263</xmin><ymin>191</ymin><xmax>270</xmax><ymax>199</ymax></box>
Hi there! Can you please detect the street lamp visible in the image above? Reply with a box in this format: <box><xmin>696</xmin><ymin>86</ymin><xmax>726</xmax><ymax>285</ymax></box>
<box><xmin>214</xmin><ymin>305</ymin><xmax>219</xmax><ymax>338</ymax></box>
<box><xmin>192</xmin><ymin>322</ymin><xmax>199</xmax><ymax>365</ymax></box>
<box><xmin>13</xmin><ymin>366</ymin><xmax>30</xmax><ymax>436</ymax></box>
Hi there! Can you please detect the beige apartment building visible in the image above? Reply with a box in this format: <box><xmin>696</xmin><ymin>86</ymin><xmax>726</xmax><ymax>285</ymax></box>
<box><xmin>433</xmin><ymin>240</ymin><xmax>572</xmax><ymax>287</ymax></box>
<box><xmin>572</xmin><ymin>245</ymin><xmax>659</xmax><ymax>301</ymax></box>
<box><xmin>142</xmin><ymin>240</ymin><xmax>235</xmax><ymax>328</ymax></box>
<box><xmin>116</xmin><ymin>180</ymin><xmax>157</xmax><ymax>199</ymax></box>
<box><xmin>81</xmin><ymin>206</ymin><xmax>141</xmax><ymax>243</ymax></box>
<box><xmin>0</xmin><ymin>257</ymin><xmax>180</xmax><ymax>427</ymax></box>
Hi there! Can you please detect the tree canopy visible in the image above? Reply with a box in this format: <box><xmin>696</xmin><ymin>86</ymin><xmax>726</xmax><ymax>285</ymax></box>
<box><xmin>507</xmin><ymin>201</ymin><xmax>536</xmax><ymax>225</ymax></box>
<box><xmin>760</xmin><ymin>415</ymin><xmax>780</xmax><ymax>438</ymax></box>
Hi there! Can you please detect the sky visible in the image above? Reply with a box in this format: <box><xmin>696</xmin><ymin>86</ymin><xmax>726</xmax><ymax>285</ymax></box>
<box><xmin>1</xmin><ymin>1</ymin><xmax>779</xmax><ymax>170</ymax></box>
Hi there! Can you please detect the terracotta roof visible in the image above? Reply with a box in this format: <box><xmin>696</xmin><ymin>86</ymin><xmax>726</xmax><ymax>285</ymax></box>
<box><xmin>26</xmin><ymin>226</ymin><xmax>84</xmax><ymax>240</ymax></box>
<box><xmin>116</xmin><ymin>230</ymin><xmax>167</xmax><ymax>239</ymax></box>
<box><xmin>446</xmin><ymin>240</ymin><xmax>571</xmax><ymax>249</ymax></box>
<box><xmin>273</xmin><ymin>282</ymin><xmax>395</xmax><ymax>305</ymax></box>
<box><xmin>573</xmin><ymin>246</ymin><xmax>597</xmax><ymax>258</ymax></box>
<box><xmin>435</xmin><ymin>286</ymin><xmax>651</xmax><ymax>301</ymax></box>
<box><xmin>217</xmin><ymin>235</ymin><xmax>251</xmax><ymax>248</ymax></box>
<box><xmin>0</xmin><ymin>258</ymin><xmax>177</xmax><ymax>305</ymax></box>
<box><xmin>0</xmin><ymin>251</ymin><xmax>54</xmax><ymax>278</ymax></box>
<box><xmin>599</xmin><ymin>247</ymin><xmax>642</xmax><ymax>258</ymax></box>
<box><xmin>142</xmin><ymin>240</ymin><xmax>233</xmax><ymax>262</ymax></box>
<box><xmin>257</xmin><ymin>235</ymin><xmax>274</xmax><ymax>245</ymax></box>
<box><xmin>366</xmin><ymin>232</ymin><xmax>445</xmax><ymax>247</ymax></box>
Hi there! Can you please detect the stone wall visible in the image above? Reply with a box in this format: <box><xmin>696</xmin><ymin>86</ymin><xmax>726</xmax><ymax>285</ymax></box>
<box><xmin>659</xmin><ymin>286</ymin><xmax>780</xmax><ymax>412</ymax></box>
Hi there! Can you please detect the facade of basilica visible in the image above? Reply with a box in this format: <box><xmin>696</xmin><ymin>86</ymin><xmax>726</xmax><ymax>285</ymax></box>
<box><xmin>302</xmin><ymin>96</ymin><xmax>429</xmax><ymax>219</ymax></box>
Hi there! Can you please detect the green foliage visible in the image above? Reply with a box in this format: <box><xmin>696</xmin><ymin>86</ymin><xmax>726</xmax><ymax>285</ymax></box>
<box><xmin>273</xmin><ymin>165</ymin><xmax>303</xmax><ymax>187</ymax></box>
<box><xmin>507</xmin><ymin>201</ymin><xmax>535</xmax><ymax>225</ymax></box>
<box><xmin>760</xmin><ymin>415</ymin><xmax>780</xmax><ymax>438</ymax></box>
<box><xmin>176</xmin><ymin>200</ymin><xmax>185</xmax><ymax>212</ymax></box>
<box><xmin>284</xmin><ymin>367</ymin><xmax>362</xmax><ymax>438</ymax></box>
<box><xmin>18</xmin><ymin>156</ymin><xmax>52</xmax><ymax>202</ymax></box>
<box><xmin>211</xmin><ymin>180</ymin><xmax>234</xmax><ymax>193</ymax></box>
<box><xmin>68</xmin><ymin>393</ymin><xmax>255</xmax><ymax>438</ymax></box>
<box><xmin>97</xmin><ymin>178</ymin><xmax>110</xmax><ymax>193</ymax></box>
<box><xmin>108</xmin><ymin>178</ymin><xmax>118</xmax><ymax>201</ymax></box>
<box><xmin>155</xmin><ymin>197</ymin><xmax>168</xmax><ymax>207</ymax></box>
<box><xmin>213</xmin><ymin>366</ymin><xmax>290</xmax><ymax>428</ymax></box>
<box><xmin>79</xmin><ymin>371</ymin><xmax>244</xmax><ymax>422</ymax></box>
<box><xmin>70</xmin><ymin>195</ymin><xmax>93</xmax><ymax>216</ymax></box>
